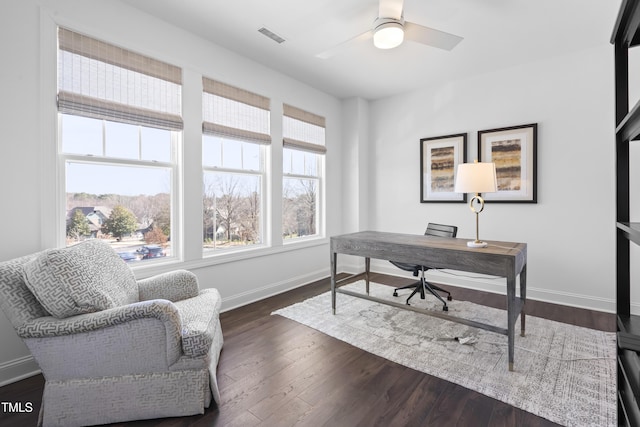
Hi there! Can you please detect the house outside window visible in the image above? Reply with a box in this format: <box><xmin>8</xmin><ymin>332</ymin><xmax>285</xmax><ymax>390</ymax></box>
<box><xmin>282</xmin><ymin>104</ymin><xmax>326</xmax><ymax>240</ymax></box>
<box><xmin>57</xmin><ymin>27</ymin><xmax>182</xmax><ymax>263</ymax></box>
<box><xmin>202</xmin><ymin>78</ymin><xmax>270</xmax><ymax>253</ymax></box>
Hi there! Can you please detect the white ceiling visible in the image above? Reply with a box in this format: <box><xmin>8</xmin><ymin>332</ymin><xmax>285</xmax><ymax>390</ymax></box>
<box><xmin>121</xmin><ymin>0</ymin><xmax>620</xmax><ymax>100</ymax></box>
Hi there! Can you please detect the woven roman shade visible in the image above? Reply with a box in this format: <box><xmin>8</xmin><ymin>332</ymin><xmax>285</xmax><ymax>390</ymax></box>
<box><xmin>57</xmin><ymin>27</ymin><xmax>183</xmax><ymax>130</ymax></box>
<box><xmin>282</xmin><ymin>104</ymin><xmax>326</xmax><ymax>154</ymax></box>
<box><xmin>202</xmin><ymin>77</ymin><xmax>271</xmax><ymax>144</ymax></box>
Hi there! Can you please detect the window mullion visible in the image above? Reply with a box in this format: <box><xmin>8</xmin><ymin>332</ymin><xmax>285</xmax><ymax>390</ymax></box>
<box><xmin>203</xmin><ymin>165</ymin><xmax>261</xmax><ymax>175</ymax></box>
<box><xmin>63</xmin><ymin>153</ymin><xmax>173</xmax><ymax>169</ymax></box>
<box><xmin>283</xmin><ymin>172</ymin><xmax>317</xmax><ymax>180</ymax></box>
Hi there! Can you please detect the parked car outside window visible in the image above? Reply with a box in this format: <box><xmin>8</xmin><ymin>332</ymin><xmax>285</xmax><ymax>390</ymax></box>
<box><xmin>136</xmin><ymin>245</ymin><xmax>167</xmax><ymax>259</ymax></box>
<box><xmin>117</xmin><ymin>251</ymin><xmax>141</xmax><ymax>262</ymax></box>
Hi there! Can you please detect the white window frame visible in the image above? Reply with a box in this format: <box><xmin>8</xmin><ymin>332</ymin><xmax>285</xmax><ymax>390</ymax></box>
<box><xmin>282</xmin><ymin>105</ymin><xmax>326</xmax><ymax>243</ymax></box>
<box><xmin>57</xmin><ymin>117</ymin><xmax>182</xmax><ymax>263</ymax></box>
<box><xmin>202</xmin><ymin>78</ymin><xmax>271</xmax><ymax>256</ymax></box>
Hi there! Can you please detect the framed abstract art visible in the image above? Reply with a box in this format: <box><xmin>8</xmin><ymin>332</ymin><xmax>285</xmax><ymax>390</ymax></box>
<box><xmin>478</xmin><ymin>123</ymin><xmax>537</xmax><ymax>203</ymax></box>
<box><xmin>420</xmin><ymin>133</ymin><xmax>467</xmax><ymax>203</ymax></box>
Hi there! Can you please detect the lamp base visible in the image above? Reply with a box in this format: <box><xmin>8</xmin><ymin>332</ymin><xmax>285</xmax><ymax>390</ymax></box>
<box><xmin>467</xmin><ymin>240</ymin><xmax>488</xmax><ymax>248</ymax></box>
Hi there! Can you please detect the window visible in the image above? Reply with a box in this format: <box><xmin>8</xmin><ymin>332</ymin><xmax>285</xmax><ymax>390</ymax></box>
<box><xmin>202</xmin><ymin>78</ymin><xmax>270</xmax><ymax>253</ymax></box>
<box><xmin>282</xmin><ymin>104</ymin><xmax>326</xmax><ymax>240</ymax></box>
<box><xmin>58</xmin><ymin>27</ymin><xmax>182</xmax><ymax>263</ymax></box>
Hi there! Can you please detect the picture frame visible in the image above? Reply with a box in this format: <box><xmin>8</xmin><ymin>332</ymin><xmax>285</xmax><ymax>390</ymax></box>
<box><xmin>478</xmin><ymin>123</ymin><xmax>537</xmax><ymax>203</ymax></box>
<box><xmin>420</xmin><ymin>133</ymin><xmax>467</xmax><ymax>203</ymax></box>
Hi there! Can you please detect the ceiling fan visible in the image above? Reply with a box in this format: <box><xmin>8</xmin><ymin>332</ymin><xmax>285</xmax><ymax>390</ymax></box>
<box><xmin>316</xmin><ymin>0</ymin><xmax>463</xmax><ymax>59</ymax></box>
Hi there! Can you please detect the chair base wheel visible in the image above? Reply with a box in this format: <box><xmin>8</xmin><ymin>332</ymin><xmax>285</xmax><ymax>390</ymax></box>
<box><xmin>393</xmin><ymin>291</ymin><xmax>398</xmax><ymax>297</ymax></box>
<box><xmin>447</xmin><ymin>296</ymin><xmax>452</xmax><ymax>301</ymax></box>
<box><xmin>443</xmin><ymin>306</ymin><xmax>448</xmax><ymax>312</ymax></box>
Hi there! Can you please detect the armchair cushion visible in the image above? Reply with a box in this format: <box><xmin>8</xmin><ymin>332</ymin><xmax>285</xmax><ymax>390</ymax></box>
<box><xmin>22</xmin><ymin>240</ymin><xmax>138</xmax><ymax>318</ymax></box>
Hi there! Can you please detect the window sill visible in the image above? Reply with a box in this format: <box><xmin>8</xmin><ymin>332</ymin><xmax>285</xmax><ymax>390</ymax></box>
<box><xmin>131</xmin><ymin>236</ymin><xmax>329</xmax><ymax>279</ymax></box>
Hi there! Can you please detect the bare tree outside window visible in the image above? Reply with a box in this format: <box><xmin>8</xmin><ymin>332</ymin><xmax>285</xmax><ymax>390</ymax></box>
<box><xmin>202</xmin><ymin>78</ymin><xmax>267</xmax><ymax>255</ymax></box>
<box><xmin>203</xmin><ymin>173</ymin><xmax>261</xmax><ymax>250</ymax></box>
<box><xmin>240</xmin><ymin>181</ymin><xmax>261</xmax><ymax>243</ymax></box>
<box><xmin>282</xmin><ymin>105</ymin><xmax>324</xmax><ymax>241</ymax></box>
<box><xmin>283</xmin><ymin>178</ymin><xmax>317</xmax><ymax>239</ymax></box>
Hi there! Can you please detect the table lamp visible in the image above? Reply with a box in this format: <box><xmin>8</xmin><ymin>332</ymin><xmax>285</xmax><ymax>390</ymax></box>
<box><xmin>454</xmin><ymin>160</ymin><xmax>498</xmax><ymax>248</ymax></box>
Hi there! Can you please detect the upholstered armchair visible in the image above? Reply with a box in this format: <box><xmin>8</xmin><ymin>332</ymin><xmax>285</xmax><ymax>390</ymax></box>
<box><xmin>0</xmin><ymin>240</ymin><xmax>223</xmax><ymax>427</ymax></box>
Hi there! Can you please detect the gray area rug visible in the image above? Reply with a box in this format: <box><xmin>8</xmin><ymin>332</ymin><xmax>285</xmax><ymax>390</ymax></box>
<box><xmin>272</xmin><ymin>281</ymin><xmax>616</xmax><ymax>427</ymax></box>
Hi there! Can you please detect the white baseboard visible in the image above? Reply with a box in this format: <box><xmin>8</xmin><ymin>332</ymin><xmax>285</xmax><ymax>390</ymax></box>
<box><xmin>352</xmin><ymin>261</ymin><xmax>616</xmax><ymax>313</ymax></box>
<box><xmin>220</xmin><ymin>266</ymin><xmax>330</xmax><ymax>312</ymax></box>
<box><xmin>0</xmin><ymin>355</ymin><xmax>40</xmax><ymax>387</ymax></box>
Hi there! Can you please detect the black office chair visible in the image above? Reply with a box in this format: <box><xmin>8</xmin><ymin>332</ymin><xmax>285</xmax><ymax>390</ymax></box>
<box><xmin>390</xmin><ymin>223</ymin><xmax>457</xmax><ymax>311</ymax></box>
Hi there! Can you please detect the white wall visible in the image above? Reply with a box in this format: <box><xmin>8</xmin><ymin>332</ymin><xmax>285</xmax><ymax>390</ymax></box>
<box><xmin>0</xmin><ymin>0</ymin><xmax>347</xmax><ymax>384</ymax></box>
<box><xmin>367</xmin><ymin>44</ymin><xmax>616</xmax><ymax>311</ymax></box>
<box><xmin>0</xmin><ymin>0</ymin><xmax>45</xmax><ymax>383</ymax></box>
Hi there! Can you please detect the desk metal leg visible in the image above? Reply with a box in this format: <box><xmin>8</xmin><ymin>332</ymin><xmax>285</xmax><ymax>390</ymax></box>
<box><xmin>365</xmin><ymin>257</ymin><xmax>370</xmax><ymax>295</ymax></box>
<box><xmin>506</xmin><ymin>273</ymin><xmax>516</xmax><ymax>372</ymax></box>
<box><xmin>331</xmin><ymin>252</ymin><xmax>337</xmax><ymax>315</ymax></box>
<box><xmin>520</xmin><ymin>264</ymin><xmax>527</xmax><ymax>337</ymax></box>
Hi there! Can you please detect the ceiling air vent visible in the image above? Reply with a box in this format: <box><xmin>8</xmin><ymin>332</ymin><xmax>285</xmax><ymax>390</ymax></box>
<box><xmin>258</xmin><ymin>27</ymin><xmax>286</xmax><ymax>44</ymax></box>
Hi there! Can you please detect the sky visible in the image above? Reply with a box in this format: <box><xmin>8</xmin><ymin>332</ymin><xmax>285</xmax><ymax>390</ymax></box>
<box><xmin>63</xmin><ymin>114</ymin><xmax>173</xmax><ymax>196</ymax></box>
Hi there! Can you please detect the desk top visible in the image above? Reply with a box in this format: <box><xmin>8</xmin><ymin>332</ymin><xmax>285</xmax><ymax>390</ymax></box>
<box><xmin>330</xmin><ymin>230</ymin><xmax>527</xmax><ymax>277</ymax></box>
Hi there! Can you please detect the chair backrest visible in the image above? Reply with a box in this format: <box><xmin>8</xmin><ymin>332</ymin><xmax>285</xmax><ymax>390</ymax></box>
<box><xmin>388</xmin><ymin>223</ymin><xmax>457</xmax><ymax>272</ymax></box>
<box><xmin>424</xmin><ymin>223</ymin><xmax>457</xmax><ymax>238</ymax></box>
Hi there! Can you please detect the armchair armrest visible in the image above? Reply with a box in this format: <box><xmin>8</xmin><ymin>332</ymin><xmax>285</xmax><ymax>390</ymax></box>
<box><xmin>17</xmin><ymin>299</ymin><xmax>182</xmax><ymax>340</ymax></box>
<box><xmin>20</xmin><ymin>300</ymin><xmax>186</xmax><ymax>377</ymax></box>
<box><xmin>138</xmin><ymin>270</ymin><xmax>200</xmax><ymax>302</ymax></box>
<box><xmin>174</xmin><ymin>288</ymin><xmax>222</xmax><ymax>358</ymax></box>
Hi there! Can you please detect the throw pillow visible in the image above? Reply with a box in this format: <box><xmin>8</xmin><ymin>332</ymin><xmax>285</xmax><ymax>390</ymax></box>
<box><xmin>22</xmin><ymin>240</ymin><xmax>138</xmax><ymax>318</ymax></box>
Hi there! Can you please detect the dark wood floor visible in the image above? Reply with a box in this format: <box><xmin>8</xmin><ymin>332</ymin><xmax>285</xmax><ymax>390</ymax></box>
<box><xmin>0</xmin><ymin>273</ymin><xmax>615</xmax><ymax>427</ymax></box>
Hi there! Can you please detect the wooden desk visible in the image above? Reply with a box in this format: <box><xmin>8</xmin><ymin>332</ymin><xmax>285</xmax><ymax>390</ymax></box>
<box><xmin>330</xmin><ymin>230</ymin><xmax>527</xmax><ymax>371</ymax></box>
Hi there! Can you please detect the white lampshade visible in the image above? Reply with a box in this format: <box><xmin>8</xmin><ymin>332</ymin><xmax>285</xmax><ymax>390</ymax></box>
<box><xmin>373</xmin><ymin>22</ymin><xmax>404</xmax><ymax>49</ymax></box>
<box><xmin>454</xmin><ymin>162</ymin><xmax>498</xmax><ymax>194</ymax></box>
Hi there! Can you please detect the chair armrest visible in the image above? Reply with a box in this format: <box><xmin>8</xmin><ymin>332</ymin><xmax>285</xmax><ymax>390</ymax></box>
<box><xmin>16</xmin><ymin>299</ymin><xmax>182</xmax><ymax>340</ymax></box>
<box><xmin>138</xmin><ymin>270</ymin><xmax>199</xmax><ymax>302</ymax></box>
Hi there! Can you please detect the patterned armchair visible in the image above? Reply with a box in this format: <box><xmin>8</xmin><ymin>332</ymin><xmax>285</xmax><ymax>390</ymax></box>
<box><xmin>0</xmin><ymin>240</ymin><xmax>223</xmax><ymax>427</ymax></box>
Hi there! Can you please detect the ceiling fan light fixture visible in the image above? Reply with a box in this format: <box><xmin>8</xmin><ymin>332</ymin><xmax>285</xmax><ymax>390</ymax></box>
<box><xmin>373</xmin><ymin>19</ymin><xmax>404</xmax><ymax>49</ymax></box>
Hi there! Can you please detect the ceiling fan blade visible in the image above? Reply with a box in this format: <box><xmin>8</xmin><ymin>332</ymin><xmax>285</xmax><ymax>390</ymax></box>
<box><xmin>316</xmin><ymin>31</ymin><xmax>373</xmax><ymax>59</ymax></box>
<box><xmin>404</xmin><ymin>21</ymin><xmax>463</xmax><ymax>51</ymax></box>
<box><xmin>379</xmin><ymin>0</ymin><xmax>404</xmax><ymax>20</ymax></box>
